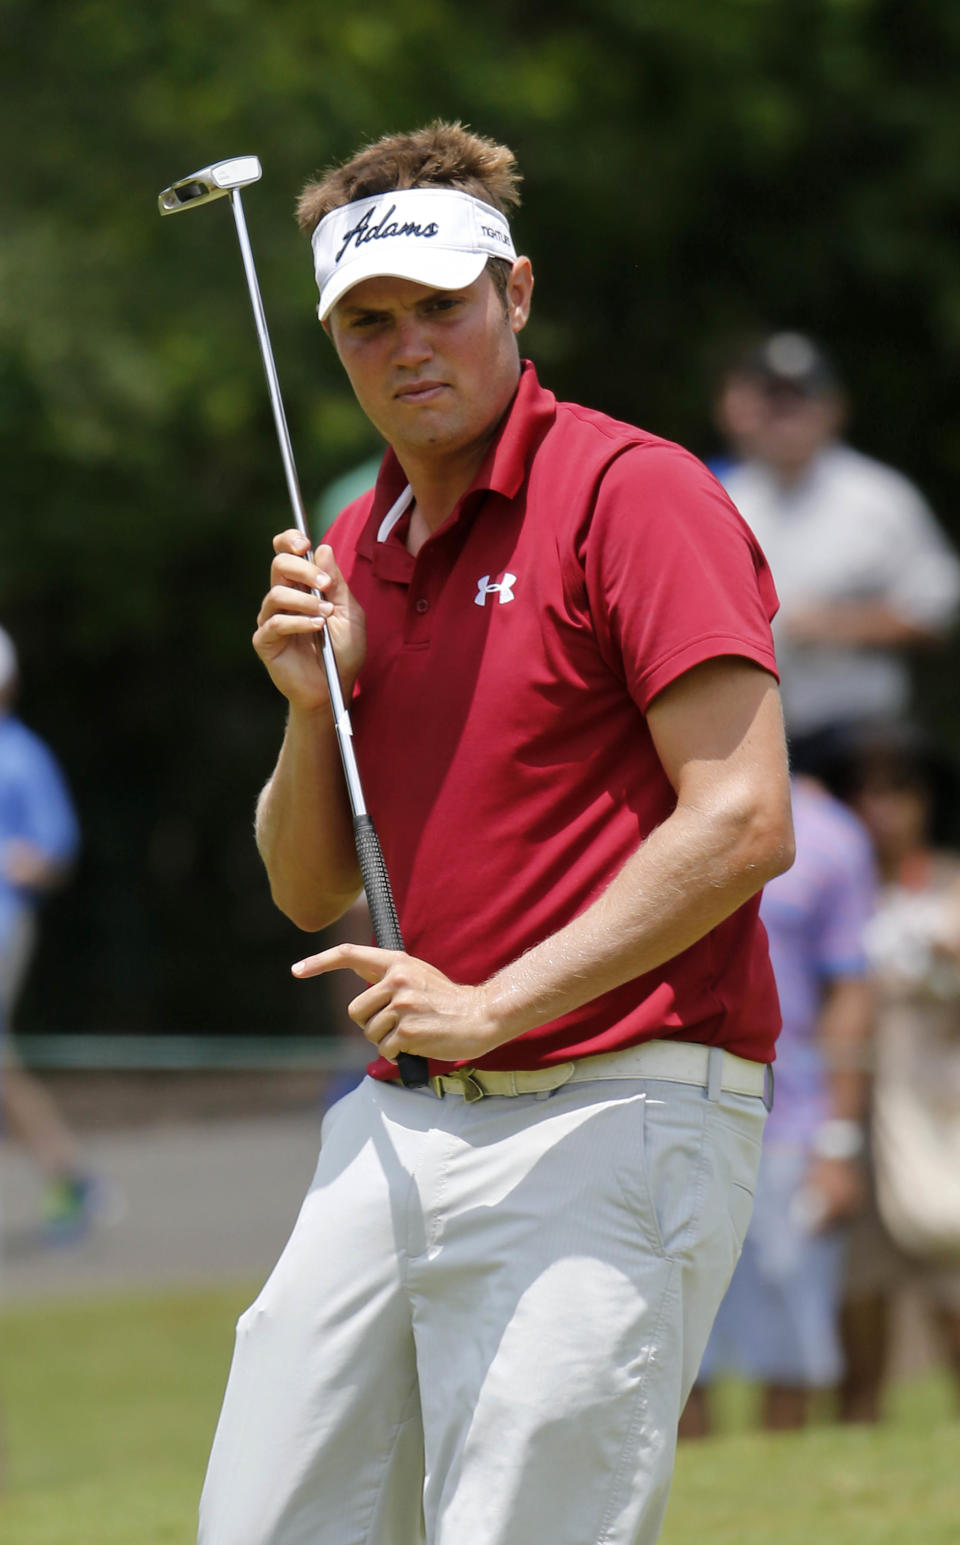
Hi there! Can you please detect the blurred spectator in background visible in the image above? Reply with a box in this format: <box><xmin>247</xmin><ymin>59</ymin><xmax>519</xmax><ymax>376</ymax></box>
<box><xmin>0</xmin><ymin>625</ymin><xmax>102</xmax><ymax>1241</ymax></box>
<box><xmin>820</xmin><ymin>722</ymin><xmax>960</xmax><ymax>1421</ymax></box>
<box><xmin>680</xmin><ymin>773</ymin><xmax>875</xmax><ymax>1435</ymax></box>
<box><xmin>713</xmin><ymin>333</ymin><xmax>960</xmax><ymax>767</ymax></box>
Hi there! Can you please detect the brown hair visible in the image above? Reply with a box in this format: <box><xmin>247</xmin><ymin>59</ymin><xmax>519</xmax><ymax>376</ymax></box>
<box><xmin>296</xmin><ymin>120</ymin><xmax>522</xmax><ymax>236</ymax></box>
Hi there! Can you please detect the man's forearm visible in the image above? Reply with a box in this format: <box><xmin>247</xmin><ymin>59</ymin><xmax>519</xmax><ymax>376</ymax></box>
<box><xmin>255</xmin><ymin>703</ymin><xmax>362</xmax><ymax>931</ymax></box>
<box><xmin>787</xmin><ymin>599</ymin><xmax>940</xmax><ymax>649</ymax></box>
<box><xmin>818</xmin><ymin>977</ymin><xmax>874</xmax><ymax>1124</ymax></box>
<box><xmin>482</xmin><ymin>792</ymin><xmax>793</xmax><ymax>1046</ymax></box>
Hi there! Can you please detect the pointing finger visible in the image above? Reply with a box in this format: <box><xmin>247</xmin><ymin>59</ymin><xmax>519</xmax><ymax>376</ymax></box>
<box><xmin>291</xmin><ymin>943</ymin><xmax>399</xmax><ymax>984</ymax></box>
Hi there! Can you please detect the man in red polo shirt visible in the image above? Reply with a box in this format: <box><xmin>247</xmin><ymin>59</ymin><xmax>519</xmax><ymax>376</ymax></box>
<box><xmin>198</xmin><ymin>124</ymin><xmax>794</xmax><ymax>1545</ymax></box>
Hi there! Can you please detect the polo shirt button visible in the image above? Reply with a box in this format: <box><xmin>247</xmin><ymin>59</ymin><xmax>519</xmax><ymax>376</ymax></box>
<box><xmin>415</xmin><ymin>597</ymin><xmax>430</xmax><ymax>614</ymax></box>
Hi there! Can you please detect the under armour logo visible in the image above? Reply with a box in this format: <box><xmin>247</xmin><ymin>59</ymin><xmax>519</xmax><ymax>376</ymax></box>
<box><xmin>475</xmin><ymin>572</ymin><xmax>517</xmax><ymax>606</ymax></box>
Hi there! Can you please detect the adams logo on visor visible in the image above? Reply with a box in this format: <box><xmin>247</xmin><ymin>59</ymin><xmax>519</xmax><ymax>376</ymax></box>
<box><xmin>335</xmin><ymin>204</ymin><xmax>440</xmax><ymax>264</ymax></box>
<box><xmin>312</xmin><ymin>187</ymin><xmax>518</xmax><ymax>320</ymax></box>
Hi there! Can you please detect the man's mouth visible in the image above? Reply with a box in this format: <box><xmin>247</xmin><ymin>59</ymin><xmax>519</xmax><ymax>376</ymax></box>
<box><xmin>394</xmin><ymin>380</ymin><xmax>449</xmax><ymax>403</ymax></box>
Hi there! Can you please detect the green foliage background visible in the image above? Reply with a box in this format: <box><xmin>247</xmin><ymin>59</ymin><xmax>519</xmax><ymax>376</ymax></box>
<box><xmin>2</xmin><ymin>0</ymin><xmax>959</xmax><ymax>1035</ymax></box>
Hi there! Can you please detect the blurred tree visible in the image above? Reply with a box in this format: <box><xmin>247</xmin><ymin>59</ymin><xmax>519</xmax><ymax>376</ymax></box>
<box><xmin>1</xmin><ymin>0</ymin><xmax>958</xmax><ymax>1035</ymax></box>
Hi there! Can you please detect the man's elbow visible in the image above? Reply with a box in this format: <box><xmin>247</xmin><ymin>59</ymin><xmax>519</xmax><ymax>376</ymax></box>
<box><xmin>743</xmin><ymin>793</ymin><xmax>795</xmax><ymax>885</ymax></box>
<box><xmin>710</xmin><ymin>778</ymin><xmax>794</xmax><ymax>894</ymax></box>
<box><xmin>270</xmin><ymin>883</ymin><xmax>362</xmax><ymax>935</ymax></box>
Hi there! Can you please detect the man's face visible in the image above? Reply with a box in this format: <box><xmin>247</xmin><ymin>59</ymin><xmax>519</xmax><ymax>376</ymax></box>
<box><xmin>325</xmin><ymin>260</ymin><xmax>533</xmax><ymax>464</ymax></box>
<box><xmin>747</xmin><ymin>382</ymin><xmax>844</xmax><ymax>478</ymax></box>
<box><xmin>853</xmin><ymin>772</ymin><xmax>930</xmax><ymax>861</ymax></box>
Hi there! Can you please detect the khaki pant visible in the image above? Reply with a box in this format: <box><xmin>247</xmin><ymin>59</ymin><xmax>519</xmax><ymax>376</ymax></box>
<box><xmin>199</xmin><ymin>1068</ymin><xmax>765</xmax><ymax>1545</ymax></box>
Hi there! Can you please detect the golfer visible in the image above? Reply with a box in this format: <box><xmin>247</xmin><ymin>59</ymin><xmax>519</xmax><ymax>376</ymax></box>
<box><xmin>198</xmin><ymin>122</ymin><xmax>794</xmax><ymax>1545</ymax></box>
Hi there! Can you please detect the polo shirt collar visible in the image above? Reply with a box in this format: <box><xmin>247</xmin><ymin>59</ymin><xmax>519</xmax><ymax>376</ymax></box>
<box><xmin>477</xmin><ymin>359</ymin><xmax>556</xmax><ymax>503</ymax></box>
<box><xmin>357</xmin><ymin>360</ymin><xmax>556</xmax><ymax>566</ymax></box>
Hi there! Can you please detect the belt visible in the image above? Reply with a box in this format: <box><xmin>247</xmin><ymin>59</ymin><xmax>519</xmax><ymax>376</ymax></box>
<box><xmin>429</xmin><ymin>1039</ymin><xmax>772</xmax><ymax>1106</ymax></box>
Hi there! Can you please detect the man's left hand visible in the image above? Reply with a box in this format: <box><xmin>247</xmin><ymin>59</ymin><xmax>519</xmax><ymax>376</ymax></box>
<box><xmin>292</xmin><ymin>944</ymin><xmax>502</xmax><ymax>1064</ymax></box>
<box><xmin>803</xmin><ymin>1155</ymin><xmax>865</xmax><ymax>1231</ymax></box>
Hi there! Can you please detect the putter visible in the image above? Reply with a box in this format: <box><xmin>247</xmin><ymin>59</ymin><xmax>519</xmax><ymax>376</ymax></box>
<box><xmin>159</xmin><ymin>156</ymin><xmax>429</xmax><ymax>1089</ymax></box>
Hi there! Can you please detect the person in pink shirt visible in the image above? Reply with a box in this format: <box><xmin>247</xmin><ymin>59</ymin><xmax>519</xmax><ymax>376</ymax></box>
<box><xmin>198</xmin><ymin>123</ymin><xmax>794</xmax><ymax>1545</ymax></box>
<box><xmin>681</xmin><ymin>775</ymin><xmax>875</xmax><ymax>1434</ymax></box>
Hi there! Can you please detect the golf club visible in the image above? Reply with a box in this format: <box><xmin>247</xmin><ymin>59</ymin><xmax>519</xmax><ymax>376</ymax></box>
<box><xmin>158</xmin><ymin>156</ymin><xmax>428</xmax><ymax>1089</ymax></box>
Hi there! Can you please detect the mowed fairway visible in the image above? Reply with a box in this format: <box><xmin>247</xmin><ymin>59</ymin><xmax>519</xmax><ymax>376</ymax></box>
<box><xmin>0</xmin><ymin>1285</ymin><xmax>957</xmax><ymax>1544</ymax></box>
<box><xmin>0</xmin><ymin>1285</ymin><xmax>247</xmax><ymax>1545</ymax></box>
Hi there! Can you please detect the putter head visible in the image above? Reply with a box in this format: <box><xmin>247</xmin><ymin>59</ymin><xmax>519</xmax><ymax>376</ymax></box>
<box><xmin>158</xmin><ymin>155</ymin><xmax>262</xmax><ymax>215</ymax></box>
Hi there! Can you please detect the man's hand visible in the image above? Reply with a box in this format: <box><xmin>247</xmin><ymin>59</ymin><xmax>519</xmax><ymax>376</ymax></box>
<box><xmin>800</xmin><ymin>1155</ymin><xmax>865</xmax><ymax>1232</ymax></box>
<box><xmin>292</xmin><ymin>944</ymin><xmax>503</xmax><ymax>1064</ymax></box>
<box><xmin>1</xmin><ymin>839</ymin><xmax>67</xmax><ymax>891</ymax></box>
<box><xmin>253</xmin><ymin>531</ymin><xmax>367</xmax><ymax>711</ymax></box>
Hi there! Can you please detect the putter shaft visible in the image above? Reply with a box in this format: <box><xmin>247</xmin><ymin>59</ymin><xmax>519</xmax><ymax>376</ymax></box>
<box><xmin>228</xmin><ymin>191</ymin><xmax>367</xmax><ymax>821</ymax></box>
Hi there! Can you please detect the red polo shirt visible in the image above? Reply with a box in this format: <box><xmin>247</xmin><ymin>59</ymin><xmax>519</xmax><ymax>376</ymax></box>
<box><xmin>327</xmin><ymin>362</ymin><xmax>781</xmax><ymax>1077</ymax></box>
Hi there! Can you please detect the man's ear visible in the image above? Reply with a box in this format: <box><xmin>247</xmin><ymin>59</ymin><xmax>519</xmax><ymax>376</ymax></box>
<box><xmin>825</xmin><ymin>389</ymin><xmax>849</xmax><ymax>438</ymax></box>
<box><xmin>507</xmin><ymin>257</ymin><xmax>534</xmax><ymax>335</ymax></box>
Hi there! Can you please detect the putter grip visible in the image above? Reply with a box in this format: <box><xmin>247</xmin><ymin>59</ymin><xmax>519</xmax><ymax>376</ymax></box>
<box><xmin>353</xmin><ymin>814</ymin><xmax>429</xmax><ymax>1089</ymax></box>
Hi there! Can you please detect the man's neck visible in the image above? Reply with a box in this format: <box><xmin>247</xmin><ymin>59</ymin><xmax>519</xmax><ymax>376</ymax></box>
<box><xmin>398</xmin><ymin>435</ymin><xmax>498</xmax><ymax>555</ymax></box>
<box><xmin>769</xmin><ymin>457</ymin><xmax>815</xmax><ymax>493</ymax></box>
<box><xmin>767</xmin><ymin>440</ymin><xmax>834</xmax><ymax>493</ymax></box>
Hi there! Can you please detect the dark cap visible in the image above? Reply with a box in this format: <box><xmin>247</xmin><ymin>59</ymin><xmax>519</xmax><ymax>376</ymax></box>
<box><xmin>742</xmin><ymin>332</ymin><xmax>840</xmax><ymax>397</ymax></box>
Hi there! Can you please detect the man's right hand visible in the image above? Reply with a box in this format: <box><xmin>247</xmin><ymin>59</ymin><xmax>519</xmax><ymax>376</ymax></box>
<box><xmin>253</xmin><ymin>531</ymin><xmax>367</xmax><ymax>711</ymax></box>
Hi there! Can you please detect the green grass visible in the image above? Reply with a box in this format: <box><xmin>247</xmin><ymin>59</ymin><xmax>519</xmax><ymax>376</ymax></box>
<box><xmin>0</xmin><ymin>1284</ymin><xmax>249</xmax><ymax>1545</ymax></box>
<box><xmin>1</xmin><ymin>1286</ymin><xmax>958</xmax><ymax>1544</ymax></box>
<box><xmin>663</xmin><ymin>1377</ymin><xmax>960</xmax><ymax>1545</ymax></box>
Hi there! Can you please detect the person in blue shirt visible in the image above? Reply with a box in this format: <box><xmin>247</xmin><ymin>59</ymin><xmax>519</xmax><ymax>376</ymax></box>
<box><xmin>0</xmin><ymin>625</ymin><xmax>100</xmax><ymax>1240</ymax></box>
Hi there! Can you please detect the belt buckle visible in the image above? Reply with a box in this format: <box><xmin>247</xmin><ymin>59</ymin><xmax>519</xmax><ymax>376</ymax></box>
<box><xmin>430</xmin><ymin>1069</ymin><xmax>487</xmax><ymax>1102</ymax></box>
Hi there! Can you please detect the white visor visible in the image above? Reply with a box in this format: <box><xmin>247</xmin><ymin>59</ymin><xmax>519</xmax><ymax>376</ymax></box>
<box><xmin>312</xmin><ymin>187</ymin><xmax>516</xmax><ymax>321</ymax></box>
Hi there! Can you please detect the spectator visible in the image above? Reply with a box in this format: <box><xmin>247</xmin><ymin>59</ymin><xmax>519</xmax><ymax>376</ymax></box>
<box><xmin>822</xmin><ymin>722</ymin><xmax>960</xmax><ymax>1421</ymax></box>
<box><xmin>715</xmin><ymin>333</ymin><xmax>960</xmax><ymax>765</ymax></box>
<box><xmin>0</xmin><ymin>626</ymin><xmax>100</xmax><ymax>1240</ymax></box>
<box><xmin>680</xmin><ymin>774</ymin><xmax>876</xmax><ymax>1434</ymax></box>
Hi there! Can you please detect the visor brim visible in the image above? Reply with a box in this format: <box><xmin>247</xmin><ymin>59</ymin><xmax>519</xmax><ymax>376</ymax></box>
<box><xmin>319</xmin><ymin>249</ymin><xmax>491</xmax><ymax>322</ymax></box>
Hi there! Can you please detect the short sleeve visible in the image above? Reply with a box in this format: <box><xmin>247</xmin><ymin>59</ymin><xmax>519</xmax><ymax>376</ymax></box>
<box><xmin>9</xmin><ymin>732</ymin><xmax>80</xmax><ymax>864</ymax></box>
<box><xmin>582</xmin><ymin>443</ymin><xmax>780</xmax><ymax>710</ymax></box>
<box><xmin>814</xmin><ymin>819</ymin><xmax>876</xmax><ymax>980</ymax></box>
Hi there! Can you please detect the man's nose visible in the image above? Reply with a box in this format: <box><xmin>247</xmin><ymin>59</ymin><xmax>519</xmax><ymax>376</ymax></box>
<box><xmin>393</xmin><ymin>317</ymin><xmax>433</xmax><ymax>365</ymax></box>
